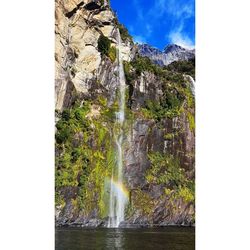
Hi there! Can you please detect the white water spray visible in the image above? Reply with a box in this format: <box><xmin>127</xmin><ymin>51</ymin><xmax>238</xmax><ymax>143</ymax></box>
<box><xmin>108</xmin><ymin>30</ymin><xmax>128</xmax><ymax>228</ymax></box>
<box><xmin>186</xmin><ymin>75</ymin><xmax>195</xmax><ymax>96</ymax></box>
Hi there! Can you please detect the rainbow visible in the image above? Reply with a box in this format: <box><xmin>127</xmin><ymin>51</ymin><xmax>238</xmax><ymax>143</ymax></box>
<box><xmin>107</xmin><ymin>178</ymin><xmax>129</xmax><ymax>199</ymax></box>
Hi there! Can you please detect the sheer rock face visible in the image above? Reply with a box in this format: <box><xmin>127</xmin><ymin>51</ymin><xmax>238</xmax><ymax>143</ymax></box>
<box><xmin>123</xmin><ymin>112</ymin><xmax>195</xmax><ymax>190</ymax></box>
<box><xmin>121</xmin><ymin>73</ymin><xmax>195</xmax><ymax>226</ymax></box>
<box><xmin>130</xmin><ymin>72</ymin><xmax>163</xmax><ymax>109</ymax></box>
<box><xmin>55</xmin><ymin>0</ymin><xmax>195</xmax><ymax>227</ymax></box>
<box><xmin>55</xmin><ymin>0</ymin><xmax>133</xmax><ymax>111</ymax></box>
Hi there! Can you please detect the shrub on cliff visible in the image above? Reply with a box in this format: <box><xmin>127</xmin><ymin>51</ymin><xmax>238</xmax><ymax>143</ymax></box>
<box><xmin>98</xmin><ymin>34</ymin><xmax>117</xmax><ymax>62</ymax></box>
<box><xmin>108</xmin><ymin>46</ymin><xmax>116</xmax><ymax>63</ymax></box>
<box><xmin>118</xmin><ymin>23</ymin><xmax>133</xmax><ymax>42</ymax></box>
<box><xmin>55</xmin><ymin>125</ymin><xmax>70</xmax><ymax>144</ymax></box>
<box><xmin>146</xmin><ymin>152</ymin><xmax>195</xmax><ymax>202</ymax></box>
<box><xmin>165</xmin><ymin>58</ymin><xmax>195</xmax><ymax>79</ymax></box>
<box><xmin>61</xmin><ymin>109</ymin><xmax>70</xmax><ymax>121</ymax></box>
<box><xmin>125</xmin><ymin>55</ymin><xmax>194</xmax><ymax>120</ymax></box>
<box><xmin>146</xmin><ymin>152</ymin><xmax>186</xmax><ymax>187</ymax></box>
<box><xmin>141</xmin><ymin>90</ymin><xmax>183</xmax><ymax>121</ymax></box>
<box><xmin>98</xmin><ymin>34</ymin><xmax>111</xmax><ymax>56</ymax></box>
<box><xmin>131</xmin><ymin>56</ymin><xmax>160</xmax><ymax>76</ymax></box>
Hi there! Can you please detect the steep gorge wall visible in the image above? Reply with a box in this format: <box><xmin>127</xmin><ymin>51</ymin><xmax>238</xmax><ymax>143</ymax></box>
<box><xmin>55</xmin><ymin>0</ymin><xmax>195</xmax><ymax>227</ymax></box>
<box><xmin>121</xmin><ymin>68</ymin><xmax>195</xmax><ymax>226</ymax></box>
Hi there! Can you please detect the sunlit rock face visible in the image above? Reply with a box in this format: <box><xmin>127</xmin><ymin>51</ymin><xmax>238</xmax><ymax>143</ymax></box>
<box><xmin>55</xmin><ymin>0</ymin><xmax>195</xmax><ymax>228</ymax></box>
<box><xmin>55</xmin><ymin>0</ymin><xmax>133</xmax><ymax>111</ymax></box>
<box><xmin>138</xmin><ymin>43</ymin><xmax>195</xmax><ymax>66</ymax></box>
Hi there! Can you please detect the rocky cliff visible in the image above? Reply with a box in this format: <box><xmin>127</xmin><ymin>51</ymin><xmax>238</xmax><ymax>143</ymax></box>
<box><xmin>138</xmin><ymin>43</ymin><xmax>195</xmax><ymax>66</ymax></box>
<box><xmin>55</xmin><ymin>0</ymin><xmax>195</xmax><ymax>227</ymax></box>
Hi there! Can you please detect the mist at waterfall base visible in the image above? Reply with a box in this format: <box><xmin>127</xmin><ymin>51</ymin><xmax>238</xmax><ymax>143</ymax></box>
<box><xmin>56</xmin><ymin>227</ymin><xmax>195</xmax><ymax>250</ymax></box>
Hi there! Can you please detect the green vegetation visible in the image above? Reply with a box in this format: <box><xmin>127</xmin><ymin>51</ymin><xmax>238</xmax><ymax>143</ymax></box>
<box><xmin>123</xmin><ymin>55</ymin><xmax>195</xmax><ymax>121</ymax></box>
<box><xmin>177</xmin><ymin>186</ymin><xmax>195</xmax><ymax>203</ymax></box>
<box><xmin>97</xmin><ymin>34</ymin><xmax>113</xmax><ymax>60</ymax></box>
<box><xmin>98</xmin><ymin>34</ymin><xmax>111</xmax><ymax>56</ymax></box>
<box><xmin>55</xmin><ymin>192</ymin><xmax>66</xmax><ymax>208</ymax></box>
<box><xmin>55</xmin><ymin>103</ymin><xmax>90</xmax><ymax>145</ymax></box>
<box><xmin>164</xmin><ymin>133</ymin><xmax>175</xmax><ymax>140</ymax></box>
<box><xmin>55</xmin><ymin>90</ymin><xmax>135</xmax><ymax>218</ymax></box>
<box><xmin>132</xmin><ymin>190</ymin><xmax>155</xmax><ymax>218</ymax></box>
<box><xmin>146</xmin><ymin>152</ymin><xmax>186</xmax><ymax>187</ymax></box>
<box><xmin>165</xmin><ymin>58</ymin><xmax>195</xmax><ymax>79</ymax></box>
<box><xmin>97</xmin><ymin>34</ymin><xmax>118</xmax><ymax>63</ymax></box>
<box><xmin>124</xmin><ymin>54</ymin><xmax>195</xmax><ymax>84</ymax></box>
<box><xmin>55</xmin><ymin>100</ymin><xmax>110</xmax><ymax>216</ymax></box>
<box><xmin>123</xmin><ymin>61</ymin><xmax>133</xmax><ymax>84</ymax></box>
<box><xmin>108</xmin><ymin>46</ymin><xmax>116</xmax><ymax>63</ymax></box>
<box><xmin>130</xmin><ymin>56</ymin><xmax>163</xmax><ymax>76</ymax></box>
<box><xmin>144</xmin><ymin>90</ymin><xmax>184</xmax><ymax>120</ymax></box>
<box><xmin>118</xmin><ymin>23</ymin><xmax>133</xmax><ymax>43</ymax></box>
<box><xmin>55</xmin><ymin>11</ymin><xmax>195</xmax><ymax>224</ymax></box>
<box><xmin>146</xmin><ymin>152</ymin><xmax>195</xmax><ymax>203</ymax></box>
<box><xmin>127</xmin><ymin>151</ymin><xmax>195</xmax><ymax>219</ymax></box>
<box><xmin>187</xmin><ymin>111</ymin><xmax>195</xmax><ymax>132</ymax></box>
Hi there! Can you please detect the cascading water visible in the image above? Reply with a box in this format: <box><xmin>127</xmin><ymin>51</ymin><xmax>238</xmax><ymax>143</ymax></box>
<box><xmin>107</xmin><ymin>30</ymin><xmax>128</xmax><ymax>228</ymax></box>
<box><xmin>186</xmin><ymin>75</ymin><xmax>195</xmax><ymax>96</ymax></box>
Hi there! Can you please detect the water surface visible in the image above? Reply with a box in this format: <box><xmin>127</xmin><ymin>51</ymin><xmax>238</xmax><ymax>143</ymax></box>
<box><xmin>55</xmin><ymin>227</ymin><xmax>195</xmax><ymax>250</ymax></box>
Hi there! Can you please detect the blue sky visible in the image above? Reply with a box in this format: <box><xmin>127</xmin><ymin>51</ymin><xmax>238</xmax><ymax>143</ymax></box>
<box><xmin>110</xmin><ymin>0</ymin><xmax>195</xmax><ymax>50</ymax></box>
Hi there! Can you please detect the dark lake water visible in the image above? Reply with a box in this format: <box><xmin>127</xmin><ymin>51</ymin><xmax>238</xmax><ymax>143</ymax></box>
<box><xmin>55</xmin><ymin>227</ymin><xmax>195</xmax><ymax>250</ymax></box>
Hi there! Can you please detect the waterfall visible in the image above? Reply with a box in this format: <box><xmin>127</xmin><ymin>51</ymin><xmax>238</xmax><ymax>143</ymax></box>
<box><xmin>186</xmin><ymin>75</ymin><xmax>195</xmax><ymax>96</ymax></box>
<box><xmin>107</xmin><ymin>30</ymin><xmax>128</xmax><ymax>228</ymax></box>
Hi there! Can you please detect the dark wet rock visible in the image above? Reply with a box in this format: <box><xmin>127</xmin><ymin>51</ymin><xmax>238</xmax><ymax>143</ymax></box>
<box><xmin>72</xmin><ymin>132</ymin><xmax>84</xmax><ymax>147</ymax></box>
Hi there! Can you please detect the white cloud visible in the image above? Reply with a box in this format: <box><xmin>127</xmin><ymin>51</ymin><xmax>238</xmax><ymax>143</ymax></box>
<box><xmin>166</xmin><ymin>18</ymin><xmax>195</xmax><ymax>49</ymax></box>
<box><xmin>168</xmin><ymin>31</ymin><xmax>194</xmax><ymax>49</ymax></box>
<box><xmin>152</xmin><ymin>0</ymin><xmax>194</xmax><ymax>19</ymax></box>
<box><xmin>130</xmin><ymin>0</ymin><xmax>195</xmax><ymax>49</ymax></box>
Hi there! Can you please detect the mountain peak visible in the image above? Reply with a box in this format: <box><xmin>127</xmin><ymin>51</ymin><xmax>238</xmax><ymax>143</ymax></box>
<box><xmin>164</xmin><ymin>44</ymin><xmax>183</xmax><ymax>53</ymax></box>
<box><xmin>138</xmin><ymin>43</ymin><xmax>195</xmax><ymax>66</ymax></box>
<box><xmin>137</xmin><ymin>43</ymin><xmax>161</xmax><ymax>52</ymax></box>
